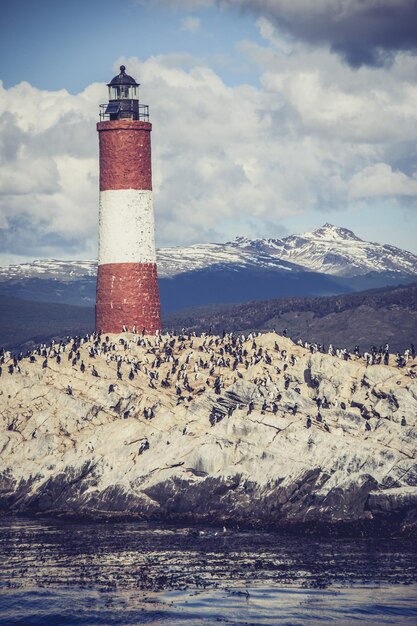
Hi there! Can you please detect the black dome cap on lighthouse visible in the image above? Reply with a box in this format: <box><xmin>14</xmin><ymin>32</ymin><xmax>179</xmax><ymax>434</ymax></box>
<box><xmin>107</xmin><ymin>65</ymin><xmax>139</xmax><ymax>87</ymax></box>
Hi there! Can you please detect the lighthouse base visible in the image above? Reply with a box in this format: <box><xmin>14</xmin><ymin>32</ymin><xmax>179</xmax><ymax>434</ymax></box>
<box><xmin>96</xmin><ymin>262</ymin><xmax>161</xmax><ymax>334</ymax></box>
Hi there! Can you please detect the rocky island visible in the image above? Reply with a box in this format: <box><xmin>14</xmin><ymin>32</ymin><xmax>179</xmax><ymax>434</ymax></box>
<box><xmin>0</xmin><ymin>331</ymin><xmax>416</xmax><ymax>535</ymax></box>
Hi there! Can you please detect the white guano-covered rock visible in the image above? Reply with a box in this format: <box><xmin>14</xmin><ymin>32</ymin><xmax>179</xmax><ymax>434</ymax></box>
<box><xmin>0</xmin><ymin>331</ymin><xmax>416</xmax><ymax>534</ymax></box>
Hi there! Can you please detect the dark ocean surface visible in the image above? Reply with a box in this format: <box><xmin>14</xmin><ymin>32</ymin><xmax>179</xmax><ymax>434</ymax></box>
<box><xmin>0</xmin><ymin>518</ymin><xmax>416</xmax><ymax>625</ymax></box>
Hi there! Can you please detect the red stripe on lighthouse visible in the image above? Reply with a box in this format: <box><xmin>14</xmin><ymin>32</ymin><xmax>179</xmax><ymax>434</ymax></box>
<box><xmin>97</xmin><ymin>120</ymin><xmax>152</xmax><ymax>191</ymax></box>
<box><xmin>96</xmin><ymin>263</ymin><xmax>161</xmax><ymax>334</ymax></box>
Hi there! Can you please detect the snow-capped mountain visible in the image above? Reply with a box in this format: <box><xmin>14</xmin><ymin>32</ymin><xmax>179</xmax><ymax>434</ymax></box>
<box><xmin>0</xmin><ymin>224</ymin><xmax>416</xmax><ymax>282</ymax></box>
<box><xmin>229</xmin><ymin>223</ymin><xmax>417</xmax><ymax>278</ymax></box>
<box><xmin>0</xmin><ymin>259</ymin><xmax>97</xmax><ymax>282</ymax></box>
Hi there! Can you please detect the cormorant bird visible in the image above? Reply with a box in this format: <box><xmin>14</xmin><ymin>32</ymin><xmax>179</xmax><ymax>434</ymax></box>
<box><xmin>138</xmin><ymin>439</ymin><xmax>150</xmax><ymax>455</ymax></box>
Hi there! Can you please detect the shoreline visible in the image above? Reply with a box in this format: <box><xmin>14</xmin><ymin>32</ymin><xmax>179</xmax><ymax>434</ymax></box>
<box><xmin>2</xmin><ymin>509</ymin><xmax>415</xmax><ymax>539</ymax></box>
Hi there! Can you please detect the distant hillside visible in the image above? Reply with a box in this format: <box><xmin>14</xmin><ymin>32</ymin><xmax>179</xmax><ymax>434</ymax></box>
<box><xmin>0</xmin><ymin>267</ymin><xmax>356</xmax><ymax>313</ymax></box>
<box><xmin>164</xmin><ymin>282</ymin><xmax>417</xmax><ymax>352</ymax></box>
<box><xmin>0</xmin><ymin>297</ymin><xmax>94</xmax><ymax>351</ymax></box>
<box><xmin>1</xmin><ymin>282</ymin><xmax>416</xmax><ymax>353</ymax></box>
<box><xmin>1</xmin><ymin>267</ymin><xmax>416</xmax><ymax>316</ymax></box>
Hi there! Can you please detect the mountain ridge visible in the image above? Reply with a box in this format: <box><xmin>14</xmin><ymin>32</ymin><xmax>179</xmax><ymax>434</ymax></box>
<box><xmin>1</xmin><ymin>224</ymin><xmax>416</xmax><ymax>282</ymax></box>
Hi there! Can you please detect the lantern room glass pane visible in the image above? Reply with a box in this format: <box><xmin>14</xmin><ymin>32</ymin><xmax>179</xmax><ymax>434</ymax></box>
<box><xmin>108</xmin><ymin>86</ymin><xmax>118</xmax><ymax>100</ymax></box>
<box><xmin>108</xmin><ymin>85</ymin><xmax>138</xmax><ymax>100</ymax></box>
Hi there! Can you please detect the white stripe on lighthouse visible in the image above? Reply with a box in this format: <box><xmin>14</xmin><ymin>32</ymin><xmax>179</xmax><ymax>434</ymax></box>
<box><xmin>98</xmin><ymin>189</ymin><xmax>156</xmax><ymax>265</ymax></box>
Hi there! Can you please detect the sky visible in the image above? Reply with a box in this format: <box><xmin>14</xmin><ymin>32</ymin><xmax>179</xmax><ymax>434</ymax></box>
<box><xmin>1</xmin><ymin>0</ymin><xmax>417</xmax><ymax>264</ymax></box>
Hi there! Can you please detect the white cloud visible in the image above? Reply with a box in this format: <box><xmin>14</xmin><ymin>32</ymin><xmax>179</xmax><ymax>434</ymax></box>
<box><xmin>350</xmin><ymin>164</ymin><xmax>417</xmax><ymax>198</ymax></box>
<box><xmin>255</xmin><ymin>16</ymin><xmax>293</xmax><ymax>54</ymax></box>
<box><xmin>180</xmin><ymin>16</ymin><xmax>201</xmax><ymax>32</ymax></box>
<box><xmin>0</xmin><ymin>80</ymin><xmax>102</xmax><ymax>262</ymax></box>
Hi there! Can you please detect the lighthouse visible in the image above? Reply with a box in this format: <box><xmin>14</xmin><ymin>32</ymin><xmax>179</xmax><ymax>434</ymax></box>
<box><xmin>96</xmin><ymin>65</ymin><xmax>161</xmax><ymax>334</ymax></box>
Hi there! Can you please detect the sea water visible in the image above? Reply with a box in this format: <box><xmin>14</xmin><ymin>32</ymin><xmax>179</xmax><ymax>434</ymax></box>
<box><xmin>0</xmin><ymin>518</ymin><xmax>416</xmax><ymax>625</ymax></box>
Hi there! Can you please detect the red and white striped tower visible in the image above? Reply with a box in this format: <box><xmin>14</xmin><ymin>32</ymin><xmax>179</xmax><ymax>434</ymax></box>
<box><xmin>96</xmin><ymin>66</ymin><xmax>161</xmax><ymax>334</ymax></box>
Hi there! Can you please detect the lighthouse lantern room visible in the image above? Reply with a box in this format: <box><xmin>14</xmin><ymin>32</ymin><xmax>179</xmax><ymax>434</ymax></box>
<box><xmin>99</xmin><ymin>65</ymin><xmax>149</xmax><ymax>122</ymax></box>
<box><xmin>96</xmin><ymin>66</ymin><xmax>161</xmax><ymax>335</ymax></box>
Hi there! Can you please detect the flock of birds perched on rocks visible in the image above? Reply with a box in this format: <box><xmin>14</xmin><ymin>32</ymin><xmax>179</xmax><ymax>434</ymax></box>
<box><xmin>1</xmin><ymin>328</ymin><xmax>416</xmax><ymax>457</ymax></box>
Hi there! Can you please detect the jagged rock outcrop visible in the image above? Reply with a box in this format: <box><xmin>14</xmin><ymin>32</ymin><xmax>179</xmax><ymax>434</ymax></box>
<box><xmin>0</xmin><ymin>332</ymin><xmax>416</xmax><ymax>534</ymax></box>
